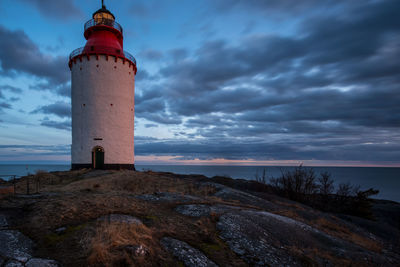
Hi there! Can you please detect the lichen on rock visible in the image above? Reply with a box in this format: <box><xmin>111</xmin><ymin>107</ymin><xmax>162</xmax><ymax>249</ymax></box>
<box><xmin>175</xmin><ymin>204</ymin><xmax>211</xmax><ymax>217</ymax></box>
<box><xmin>161</xmin><ymin>237</ymin><xmax>218</xmax><ymax>267</ymax></box>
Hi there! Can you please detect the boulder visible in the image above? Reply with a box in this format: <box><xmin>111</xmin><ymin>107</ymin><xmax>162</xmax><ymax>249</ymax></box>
<box><xmin>0</xmin><ymin>230</ymin><xmax>34</xmax><ymax>263</ymax></box>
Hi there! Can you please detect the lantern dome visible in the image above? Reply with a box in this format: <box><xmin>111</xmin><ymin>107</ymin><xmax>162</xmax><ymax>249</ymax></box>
<box><xmin>93</xmin><ymin>5</ymin><xmax>115</xmax><ymax>22</ymax></box>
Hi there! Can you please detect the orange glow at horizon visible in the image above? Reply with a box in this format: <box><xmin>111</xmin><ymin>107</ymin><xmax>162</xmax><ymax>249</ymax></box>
<box><xmin>135</xmin><ymin>155</ymin><xmax>400</xmax><ymax>167</ymax></box>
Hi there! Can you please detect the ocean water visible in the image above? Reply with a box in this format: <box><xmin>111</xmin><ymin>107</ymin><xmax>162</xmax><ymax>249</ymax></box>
<box><xmin>0</xmin><ymin>164</ymin><xmax>399</xmax><ymax>202</ymax></box>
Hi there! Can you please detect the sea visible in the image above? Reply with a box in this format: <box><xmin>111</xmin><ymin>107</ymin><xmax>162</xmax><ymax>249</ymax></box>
<box><xmin>0</xmin><ymin>164</ymin><xmax>399</xmax><ymax>203</ymax></box>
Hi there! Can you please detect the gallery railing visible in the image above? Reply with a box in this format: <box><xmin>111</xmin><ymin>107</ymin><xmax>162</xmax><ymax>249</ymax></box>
<box><xmin>84</xmin><ymin>18</ymin><xmax>123</xmax><ymax>33</ymax></box>
<box><xmin>69</xmin><ymin>46</ymin><xmax>136</xmax><ymax>66</ymax></box>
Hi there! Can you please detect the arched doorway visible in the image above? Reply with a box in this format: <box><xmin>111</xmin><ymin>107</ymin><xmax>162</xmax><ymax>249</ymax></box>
<box><xmin>92</xmin><ymin>146</ymin><xmax>105</xmax><ymax>169</ymax></box>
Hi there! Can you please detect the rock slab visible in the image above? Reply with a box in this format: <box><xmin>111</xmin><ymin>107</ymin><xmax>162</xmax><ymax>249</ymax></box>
<box><xmin>175</xmin><ymin>204</ymin><xmax>211</xmax><ymax>217</ymax></box>
<box><xmin>4</xmin><ymin>260</ymin><xmax>24</xmax><ymax>267</ymax></box>
<box><xmin>137</xmin><ymin>192</ymin><xmax>200</xmax><ymax>202</ymax></box>
<box><xmin>26</xmin><ymin>258</ymin><xmax>59</xmax><ymax>267</ymax></box>
<box><xmin>161</xmin><ymin>237</ymin><xmax>218</xmax><ymax>267</ymax></box>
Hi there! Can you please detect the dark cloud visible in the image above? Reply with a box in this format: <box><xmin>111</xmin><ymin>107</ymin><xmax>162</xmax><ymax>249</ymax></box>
<box><xmin>0</xmin><ymin>85</ymin><xmax>22</xmax><ymax>112</ymax></box>
<box><xmin>212</xmin><ymin>0</ymin><xmax>352</xmax><ymax>16</ymax></box>
<box><xmin>0</xmin><ymin>102</ymin><xmax>11</xmax><ymax>110</ymax></box>
<box><xmin>40</xmin><ymin>117</ymin><xmax>71</xmax><ymax>130</ymax></box>
<box><xmin>129</xmin><ymin>1</ymin><xmax>167</xmax><ymax>18</ymax></box>
<box><xmin>135</xmin><ymin>136</ymin><xmax>159</xmax><ymax>142</ymax></box>
<box><xmin>135</xmin><ymin>138</ymin><xmax>400</xmax><ymax>162</ymax></box>
<box><xmin>32</xmin><ymin>101</ymin><xmax>71</xmax><ymax>118</ymax></box>
<box><xmin>0</xmin><ymin>25</ymin><xmax>69</xmax><ymax>85</ymax></box>
<box><xmin>135</xmin><ymin>69</ymin><xmax>150</xmax><ymax>81</ymax></box>
<box><xmin>0</xmin><ymin>85</ymin><xmax>22</xmax><ymax>97</ymax></box>
<box><xmin>30</xmin><ymin>82</ymin><xmax>71</xmax><ymax>97</ymax></box>
<box><xmin>0</xmin><ymin>144</ymin><xmax>70</xmax><ymax>158</ymax></box>
<box><xmin>1</xmin><ymin>0</ymin><xmax>396</xmax><ymax>163</ymax></box>
<box><xmin>168</xmin><ymin>48</ymin><xmax>188</xmax><ymax>62</ymax></box>
<box><xmin>138</xmin><ymin>113</ymin><xmax>181</xmax><ymax>125</ymax></box>
<box><xmin>133</xmin><ymin>0</ymin><xmax>400</xmax><ymax>162</ymax></box>
<box><xmin>139</xmin><ymin>49</ymin><xmax>163</xmax><ymax>61</ymax></box>
<box><xmin>8</xmin><ymin>97</ymin><xmax>19</xmax><ymax>102</ymax></box>
<box><xmin>17</xmin><ymin>0</ymin><xmax>82</xmax><ymax>19</ymax></box>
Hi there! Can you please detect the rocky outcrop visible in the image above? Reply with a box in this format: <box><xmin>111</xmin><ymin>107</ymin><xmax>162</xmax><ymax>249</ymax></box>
<box><xmin>161</xmin><ymin>237</ymin><xmax>218</xmax><ymax>267</ymax></box>
<box><xmin>2</xmin><ymin>170</ymin><xmax>399</xmax><ymax>266</ymax></box>
<box><xmin>175</xmin><ymin>201</ymin><xmax>393</xmax><ymax>266</ymax></box>
<box><xmin>0</xmin><ymin>215</ymin><xmax>59</xmax><ymax>267</ymax></box>
<box><xmin>137</xmin><ymin>192</ymin><xmax>200</xmax><ymax>202</ymax></box>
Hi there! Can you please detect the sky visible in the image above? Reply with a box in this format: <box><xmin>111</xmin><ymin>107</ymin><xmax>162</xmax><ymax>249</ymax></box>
<box><xmin>0</xmin><ymin>0</ymin><xmax>399</xmax><ymax>166</ymax></box>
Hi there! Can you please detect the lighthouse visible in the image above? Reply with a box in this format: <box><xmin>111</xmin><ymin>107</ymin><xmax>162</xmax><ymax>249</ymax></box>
<box><xmin>69</xmin><ymin>2</ymin><xmax>137</xmax><ymax>170</ymax></box>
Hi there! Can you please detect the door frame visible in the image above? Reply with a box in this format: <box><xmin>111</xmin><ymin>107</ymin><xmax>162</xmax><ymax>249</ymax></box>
<box><xmin>92</xmin><ymin>146</ymin><xmax>105</xmax><ymax>169</ymax></box>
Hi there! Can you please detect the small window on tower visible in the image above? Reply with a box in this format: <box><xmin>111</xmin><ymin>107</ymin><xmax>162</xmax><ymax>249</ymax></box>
<box><xmin>91</xmin><ymin>46</ymin><xmax>94</xmax><ymax>51</ymax></box>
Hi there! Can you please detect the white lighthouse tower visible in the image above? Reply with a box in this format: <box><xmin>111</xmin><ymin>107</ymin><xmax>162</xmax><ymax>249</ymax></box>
<box><xmin>69</xmin><ymin>2</ymin><xmax>137</xmax><ymax>170</ymax></box>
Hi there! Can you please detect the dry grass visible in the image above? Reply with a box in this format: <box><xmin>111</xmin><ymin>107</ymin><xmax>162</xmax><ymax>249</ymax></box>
<box><xmin>84</xmin><ymin>221</ymin><xmax>157</xmax><ymax>266</ymax></box>
<box><xmin>289</xmin><ymin>246</ymin><xmax>353</xmax><ymax>267</ymax></box>
<box><xmin>54</xmin><ymin>170</ymin><xmax>216</xmax><ymax>197</ymax></box>
<box><xmin>0</xmin><ymin>185</ymin><xmax>14</xmax><ymax>198</ymax></box>
<box><xmin>312</xmin><ymin>217</ymin><xmax>382</xmax><ymax>252</ymax></box>
<box><xmin>14</xmin><ymin>169</ymin><xmax>90</xmax><ymax>194</ymax></box>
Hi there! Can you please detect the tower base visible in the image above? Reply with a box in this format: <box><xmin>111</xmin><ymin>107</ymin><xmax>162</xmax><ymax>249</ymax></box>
<box><xmin>71</xmin><ymin>164</ymin><xmax>135</xmax><ymax>171</ymax></box>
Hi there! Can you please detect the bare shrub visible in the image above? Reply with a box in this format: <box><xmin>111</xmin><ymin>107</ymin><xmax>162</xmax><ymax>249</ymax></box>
<box><xmin>336</xmin><ymin>182</ymin><xmax>353</xmax><ymax>198</ymax></box>
<box><xmin>255</xmin><ymin>168</ymin><xmax>267</xmax><ymax>184</ymax></box>
<box><xmin>264</xmin><ymin>165</ymin><xmax>379</xmax><ymax>220</ymax></box>
<box><xmin>270</xmin><ymin>165</ymin><xmax>318</xmax><ymax>201</ymax></box>
<box><xmin>318</xmin><ymin>172</ymin><xmax>335</xmax><ymax>195</ymax></box>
